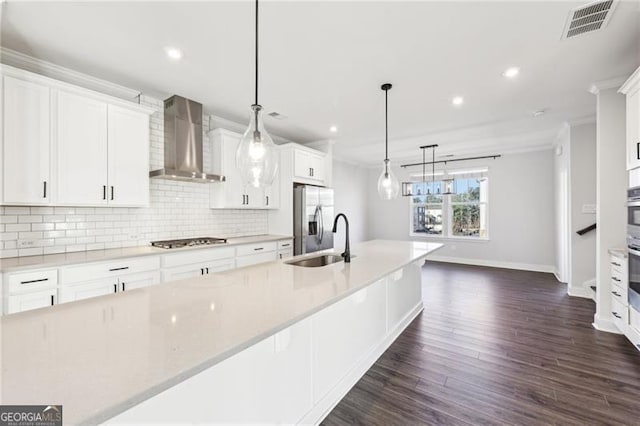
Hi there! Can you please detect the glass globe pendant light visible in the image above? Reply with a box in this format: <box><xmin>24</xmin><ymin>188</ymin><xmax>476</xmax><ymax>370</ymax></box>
<box><xmin>236</xmin><ymin>0</ymin><xmax>278</xmax><ymax>188</ymax></box>
<box><xmin>377</xmin><ymin>83</ymin><xmax>400</xmax><ymax>200</ymax></box>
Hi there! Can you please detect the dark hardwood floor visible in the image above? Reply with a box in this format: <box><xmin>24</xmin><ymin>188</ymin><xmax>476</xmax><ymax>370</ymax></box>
<box><xmin>323</xmin><ymin>261</ymin><xmax>640</xmax><ymax>426</ymax></box>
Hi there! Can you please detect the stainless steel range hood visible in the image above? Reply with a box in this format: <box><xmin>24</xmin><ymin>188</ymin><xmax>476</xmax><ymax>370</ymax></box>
<box><xmin>149</xmin><ymin>95</ymin><xmax>225</xmax><ymax>183</ymax></box>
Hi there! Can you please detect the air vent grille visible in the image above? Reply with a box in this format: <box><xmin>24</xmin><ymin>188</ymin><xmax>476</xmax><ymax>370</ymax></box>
<box><xmin>562</xmin><ymin>0</ymin><xmax>616</xmax><ymax>39</ymax></box>
<box><xmin>267</xmin><ymin>111</ymin><xmax>288</xmax><ymax>120</ymax></box>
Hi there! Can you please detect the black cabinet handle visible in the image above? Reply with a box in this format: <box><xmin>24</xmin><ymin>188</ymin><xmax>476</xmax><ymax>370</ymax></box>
<box><xmin>254</xmin><ymin>247</ymin><xmax>264</xmax><ymax>251</ymax></box>
<box><xmin>43</xmin><ymin>181</ymin><xmax>47</xmax><ymax>198</ymax></box>
<box><xmin>113</xmin><ymin>284</ymin><xmax>117</xmax><ymax>293</ymax></box>
<box><xmin>201</xmin><ymin>268</ymin><xmax>204</xmax><ymax>275</ymax></box>
<box><xmin>122</xmin><ymin>282</ymin><xmax>126</xmax><ymax>291</ymax></box>
<box><xmin>20</xmin><ymin>278</ymin><xmax>49</xmax><ymax>285</ymax></box>
<box><xmin>111</xmin><ymin>186</ymin><xmax>114</xmax><ymax>201</ymax></box>
<box><xmin>266</xmin><ymin>195</ymin><xmax>269</xmax><ymax>206</ymax></box>
<box><xmin>612</xmin><ymin>312</ymin><xmax>621</xmax><ymax>319</ymax></box>
<box><xmin>612</xmin><ymin>291</ymin><xmax>621</xmax><ymax>296</ymax></box>
<box><xmin>636</xmin><ymin>141</ymin><xmax>639</xmax><ymax>160</ymax></box>
<box><xmin>612</xmin><ymin>262</ymin><xmax>621</xmax><ymax>267</ymax></box>
<box><xmin>50</xmin><ymin>295</ymin><xmax>54</xmax><ymax>306</ymax></box>
<box><xmin>103</xmin><ymin>185</ymin><xmax>107</xmax><ymax>200</ymax></box>
<box><xmin>246</xmin><ymin>194</ymin><xmax>249</xmax><ymax>205</ymax></box>
<box><xmin>281</xmin><ymin>243</ymin><xmax>290</xmax><ymax>247</ymax></box>
<box><xmin>206</xmin><ymin>267</ymin><xmax>209</xmax><ymax>274</ymax></box>
<box><xmin>109</xmin><ymin>267</ymin><xmax>129</xmax><ymax>272</ymax></box>
<box><xmin>612</xmin><ymin>277</ymin><xmax>621</xmax><ymax>282</ymax></box>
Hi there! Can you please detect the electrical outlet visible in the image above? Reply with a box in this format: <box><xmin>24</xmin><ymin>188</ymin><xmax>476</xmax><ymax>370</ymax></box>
<box><xmin>128</xmin><ymin>233</ymin><xmax>140</xmax><ymax>241</ymax></box>
<box><xmin>18</xmin><ymin>240</ymin><xmax>37</xmax><ymax>248</ymax></box>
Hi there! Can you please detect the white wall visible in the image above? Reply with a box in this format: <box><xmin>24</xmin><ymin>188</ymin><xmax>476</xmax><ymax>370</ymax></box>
<box><xmin>569</xmin><ymin>123</ymin><xmax>597</xmax><ymax>295</ymax></box>
<box><xmin>332</xmin><ymin>159</ymin><xmax>369</xmax><ymax>247</ymax></box>
<box><xmin>554</xmin><ymin>124</ymin><xmax>571</xmax><ymax>283</ymax></box>
<box><xmin>367</xmin><ymin>150</ymin><xmax>556</xmax><ymax>272</ymax></box>
<box><xmin>593</xmin><ymin>87</ymin><xmax>627</xmax><ymax>332</ymax></box>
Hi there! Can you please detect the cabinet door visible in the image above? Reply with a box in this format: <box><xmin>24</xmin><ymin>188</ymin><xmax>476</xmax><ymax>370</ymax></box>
<box><xmin>107</xmin><ymin>105</ymin><xmax>150</xmax><ymax>206</ymax></box>
<box><xmin>59</xmin><ymin>277</ymin><xmax>116</xmax><ymax>304</ymax></box>
<box><xmin>277</xmin><ymin>247</ymin><xmax>293</xmax><ymax>260</ymax></box>
<box><xmin>204</xmin><ymin>258</ymin><xmax>236</xmax><ymax>274</ymax></box>
<box><xmin>211</xmin><ymin>131</ymin><xmax>246</xmax><ymax>209</ymax></box>
<box><xmin>294</xmin><ymin>149</ymin><xmax>311</xmax><ymax>179</ymax></box>
<box><xmin>119</xmin><ymin>271</ymin><xmax>160</xmax><ymax>292</ymax></box>
<box><xmin>627</xmin><ymin>90</ymin><xmax>640</xmax><ymax>170</ymax></box>
<box><xmin>2</xmin><ymin>76</ymin><xmax>51</xmax><ymax>204</ymax></box>
<box><xmin>56</xmin><ymin>91</ymin><xmax>108</xmax><ymax>205</ymax></box>
<box><xmin>308</xmin><ymin>153</ymin><xmax>325</xmax><ymax>182</ymax></box>
<box><xmin>6</xmin><ymin>289</ymin><xmax>56</xmax><ymax>314</ymax></box>
<box><xmin>162</xmin><ymin>265</ymin><xmax>206</xmax><ymax>283</ymax></box>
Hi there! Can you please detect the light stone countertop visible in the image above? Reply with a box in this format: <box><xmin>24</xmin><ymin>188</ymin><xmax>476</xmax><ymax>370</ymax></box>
<box><xmin>0</xmin><ymin>240</ymin><xmax>443</xmax><ymax>425</ymax></box>
<box><xmin>608</xmin><ymin>248</ymin><xmax>628</xmax><ymax>258</ymax></box>
<box><xmin>0</xmin><ymin>234</ymin><xmax>293</xmax><ymax>273</ymax></box>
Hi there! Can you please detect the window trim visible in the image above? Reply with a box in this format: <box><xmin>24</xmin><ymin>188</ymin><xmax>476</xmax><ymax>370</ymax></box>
<box><xmin>408</xmin><ymin>173</ymin><xmax>490</xmax><ymax>240</ymax></box>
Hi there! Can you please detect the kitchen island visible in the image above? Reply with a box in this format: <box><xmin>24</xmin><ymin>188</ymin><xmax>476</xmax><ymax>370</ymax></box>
<box><xmin>0</xmin><ymin>240</ymin><xmax>442</xmax><ymax>425</ymax></box>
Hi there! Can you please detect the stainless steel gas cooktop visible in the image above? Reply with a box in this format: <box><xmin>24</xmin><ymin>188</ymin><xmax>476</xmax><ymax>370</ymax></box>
<box><xmin>151</xmin><ymin>237</ymin><xmax>228</xmax><ymax>249</ymax></box>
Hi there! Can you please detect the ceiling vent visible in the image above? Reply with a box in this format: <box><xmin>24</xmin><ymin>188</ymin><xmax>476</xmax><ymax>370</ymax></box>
<box><xmin>267</xmin><ymin>111</ymin><xmax>288</xmax><ymax>120</ymax></box>
<box><xmin>562</xmin><ymin>0</ymin><xmax>617</xmax><ymax>39</ymax></box>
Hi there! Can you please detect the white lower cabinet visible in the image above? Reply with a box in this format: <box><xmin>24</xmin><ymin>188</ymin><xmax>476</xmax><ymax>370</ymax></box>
<box><xmin>119</xmin><ymin>271</ymin><xmax>160</xmax><ymax>292</ymax></box>
<box><xmin>4</xmin><ymin>269</ymin><xmax>58</xmax><ymax>314</ymax></box>
<box><xmin>7</xmin><ymin>288</ymin><xmax>56</xmax><ymax>314</ymax></box>
<box><xmin>59</xmin><ymin>277</ymin><xmax>115</xmax><ymax>304</ymax></box>
<box><xmin>161</xmin><ymin>258</ymin><xmax>235</xmax><ymax>282</ymax></box>
<box><xmin>277</xmin><ymin>239</ymin><xmax>294</xmax><ymax>260</ymax></box>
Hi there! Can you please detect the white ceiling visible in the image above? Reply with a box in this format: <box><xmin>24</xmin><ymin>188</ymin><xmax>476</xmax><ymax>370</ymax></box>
<box><xmin>1</xmin><ymin>1</ymin><xmax>639</xmax><ymax>165</ymax></box>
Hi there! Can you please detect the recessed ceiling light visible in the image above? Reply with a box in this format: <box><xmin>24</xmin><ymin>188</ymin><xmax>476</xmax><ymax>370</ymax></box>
<box><xmin>165</xmin><ymin>47</ymin><xmax>183</xmax><ymax>60</ymax></box>
<box><xmin>329</xmin><ymin>126</ymin><xmax>338</xmax><ymax>133</ymax></box>
<box><xmin>452</xmin><ymin>96</ymin><xmax>464</xmax><ymax>106</ymax></box>
<box><xmin>502</xmin><ymin>67</ymin><xmax>520</xmax><ymax>78</ymax></box>
<box><xmin>533</xmin><ymin>109</ymin><xmax>546</xmax><ymax>117</ymax></box>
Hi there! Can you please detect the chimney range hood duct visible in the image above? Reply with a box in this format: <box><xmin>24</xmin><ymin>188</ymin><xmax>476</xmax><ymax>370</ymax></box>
<box><xmin>149</xmin><ymin>95</ymin><xmax>225</xmax><ymax>183</ymax></box>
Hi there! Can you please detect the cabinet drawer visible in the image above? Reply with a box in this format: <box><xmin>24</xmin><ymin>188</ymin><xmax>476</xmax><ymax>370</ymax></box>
<box><xmin>236</xmin><ymin>242</ymin><xmax>277</xmax><ymax>257</ymax></box>
<box><xmin>611</xmin><ymin>268</ymin><xmax>627</xmax><ymax>289</ymax></box>
<box><xmin>162</xmin><ymin>247</ymin><xmax>235</xmax><ymax>268</ymax></box>
<box><xmin>610</xmin><ymin>258</ymin><xmax>626</xmax><ymax>276</ymax></box>
<box><xmin>7</xmin><ymin>269</ymin><xmax>58</xmax><ymax>294</ymax></box>
<box><xmin>612</xmin><ymin>297</ymin><xmax>629</xmax><ymax>331</ymax></box>
<box><xmin>6</xmin><ymin>288</ymin><xmax>56</xmax><ymax>314</ymax></box>
<box><xmin>611</xmin><ymin>283</ymin><xmax>628</xmax><ymax>306</ymax></box>
<box><xmin>277</xmin><ymin>240</ymin><xmax>293</xmax><ymax>250</ymax></box>
<box><xmin>278</xmin><ymin>248</ymin><xmax>293</xmax><ymax>260</ymax></box>
<box><xmin>60</xmin><ymin>256</ymin><xmax>160</xmax><ymax>284</ymax></box>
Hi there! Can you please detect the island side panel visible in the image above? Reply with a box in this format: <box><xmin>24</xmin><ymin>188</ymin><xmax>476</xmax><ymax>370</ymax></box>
<box><xmin>107</xmin><ymin>260</ymin><xmax>425</xmax><ymax>425</ymax></box>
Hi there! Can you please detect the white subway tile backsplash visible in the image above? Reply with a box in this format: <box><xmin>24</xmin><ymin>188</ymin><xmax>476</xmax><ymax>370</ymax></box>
<box><xmin>0</xmin><ymin>94</ymin><xmax>269</xmax><ymax>258</ymax></box>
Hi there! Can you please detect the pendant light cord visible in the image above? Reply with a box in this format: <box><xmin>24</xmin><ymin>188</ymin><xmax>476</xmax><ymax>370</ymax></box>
<box><xmin>254</xmin><ymin>0</ymin><xmax>259</xmax><ymax>107</ymax></box>
<box><xmin>385</xmin><ymin>89</ymin><xmax>388</xmax><ymax>161</ymax></box>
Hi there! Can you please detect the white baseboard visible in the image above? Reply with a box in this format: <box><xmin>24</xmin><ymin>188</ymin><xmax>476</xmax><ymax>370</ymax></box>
<box><xmin>553</xmin><ymin>270</ymin><xmax>566</xmax><ymax>284</ymax></box>
<box><xmin>426</xmin><ymin>255</ymin><xmax>555</xmax><ymax>274</ymax></box>
<box><xmin>568</xmin><ymin>286</ymin><xmax>592</xmax><ymax>299</ymax></box>
<box><xmin>299</xmin><ymin>302</ymin><xmax>424</xmax><ymax>425</ymax></box>
<box><xmin>593</xmin><ymin>314</ymin><xmax>623</xmax><ymax>334</ymax></box>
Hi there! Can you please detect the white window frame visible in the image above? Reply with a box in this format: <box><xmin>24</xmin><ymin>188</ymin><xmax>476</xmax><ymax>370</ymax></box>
<box><xmin>409</xmin><ymin>169</ymin><xmax>490</xmax><ymax>241</ymax></box>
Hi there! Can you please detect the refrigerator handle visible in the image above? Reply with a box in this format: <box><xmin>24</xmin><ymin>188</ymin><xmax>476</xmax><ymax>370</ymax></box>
<box><xmin>318</xmin><ymin>205</ymin><xmax>324</xmax><ymax>244</ymax></box>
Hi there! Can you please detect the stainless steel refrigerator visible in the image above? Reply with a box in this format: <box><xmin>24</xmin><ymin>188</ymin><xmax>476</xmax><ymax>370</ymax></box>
<box><xmin>293</xmin><ymin>185</ymin><xmax>334</xmax><ymax>255</ymax></box>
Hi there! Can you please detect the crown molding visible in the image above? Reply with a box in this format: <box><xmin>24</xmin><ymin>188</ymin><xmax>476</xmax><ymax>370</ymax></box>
<box><xmin>566</xmin><ymin>114</ymin><xmax>596</xmax><ymax>126</ymax></box>
<box><xmin>589</xmin><ymin>76</ymin><xmax>629</xmax><ymax>95</ymax></box>
<box><xmin>0</xmin><ymin>47</ymin><xmax>141</xmax><ymax>100</ymax></box>
<box><xmin>619</xmin><ymin>66</ymin><xmax>640</xmax><ymax>95</ymax></box>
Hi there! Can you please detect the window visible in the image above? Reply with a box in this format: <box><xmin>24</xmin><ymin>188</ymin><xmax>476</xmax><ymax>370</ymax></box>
<box><xmin>410</xmin><ymin>171</ymin><xmax>488</xmax><ymax>239</ymax></box>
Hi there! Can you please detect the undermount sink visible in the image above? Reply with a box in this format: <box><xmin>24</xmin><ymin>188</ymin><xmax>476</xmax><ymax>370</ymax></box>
<box><xmin>286</xmin><ymin>254</ymin><xmax>352</xmax><ymax>268</ymax></box>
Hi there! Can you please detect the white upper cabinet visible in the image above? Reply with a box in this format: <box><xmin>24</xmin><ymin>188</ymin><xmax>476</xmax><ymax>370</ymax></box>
<box><xmin>0</xmin><ymin>65</ymin><xmax>153</xmax><ymax>207</ymax></box>
<box><xmin>209</xmin><ymin>128</ymin><xmax>279</xmax><ymax>210</ymax></box>
<box><xmin>2</xmin><ymin>76</ymin><xmax>51</xmax><ymax>205</ymax></box>
<box><xmin>107</xmin><ymin>105</ymin><xmax>150</xmax><ymax>206</ymax></box>
<box><xmin>56</xmin><ymin>90</ymin><xmax>109</xmax><ymax>206</ymax></box>
<box><xmin>621</xmin><ymin>67</ymin><xmax>640</xmax><ymax>171</ymax></box>
<box><xmin>293</xmin><ymin>147</ymin><xmax>326</xmax><ymax>185</ymax></box>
